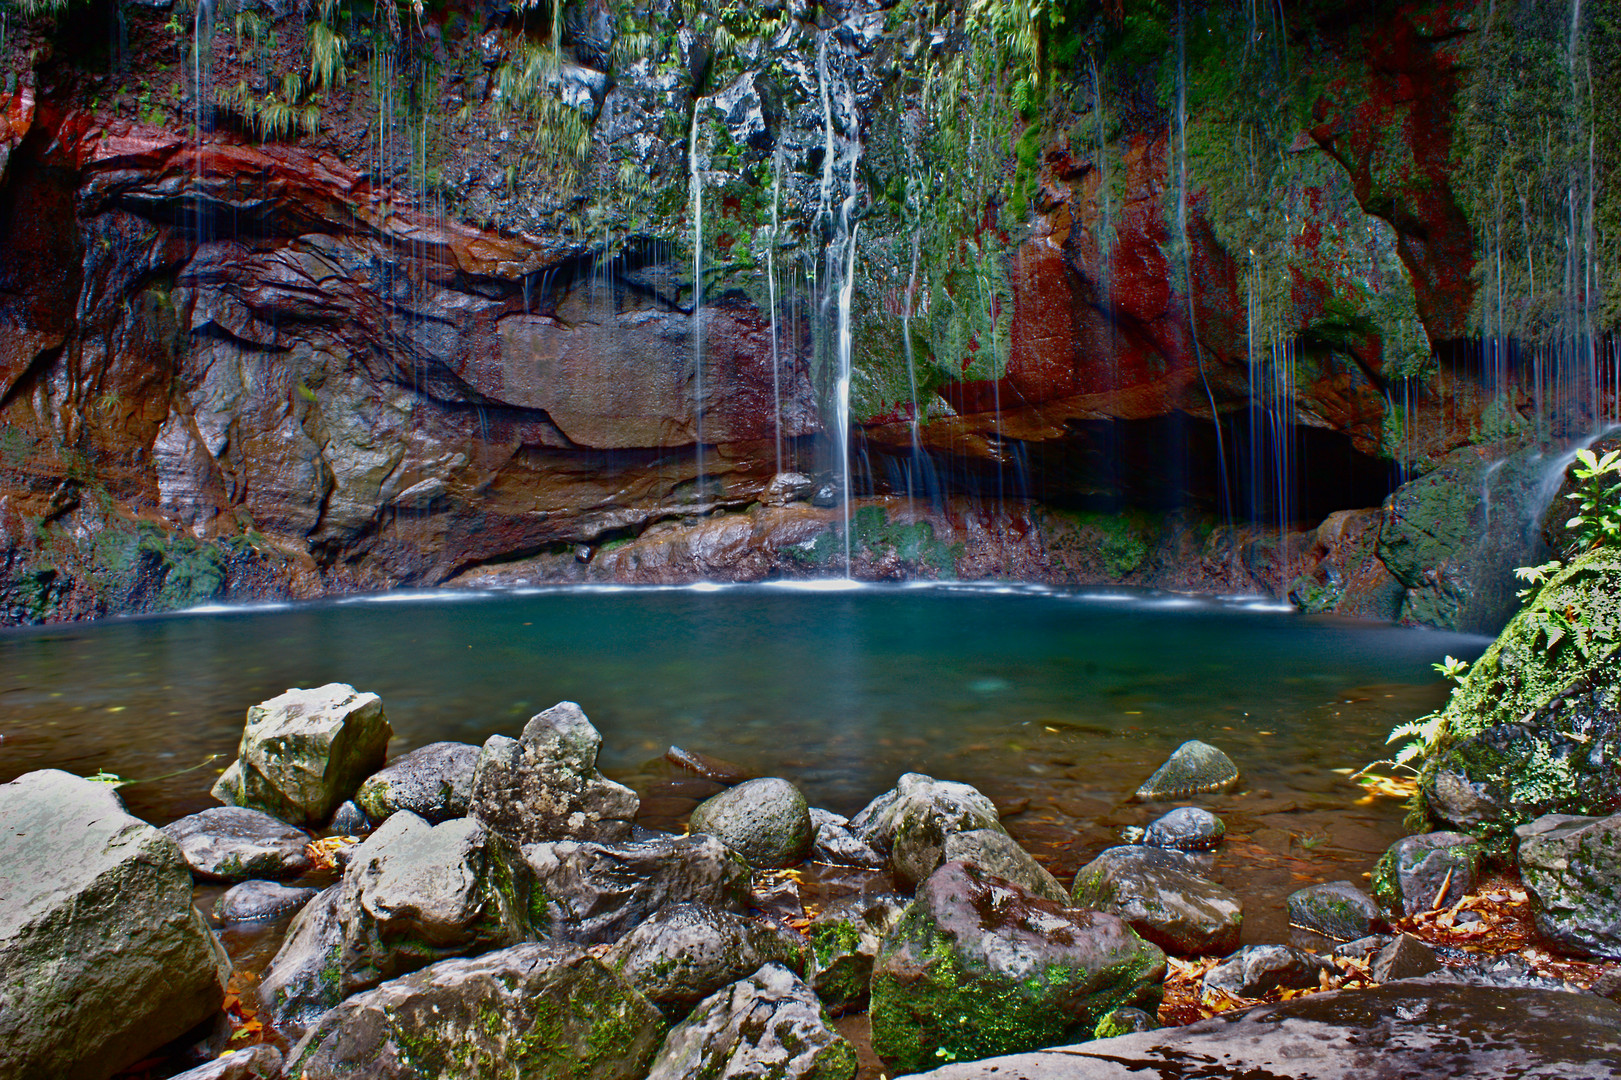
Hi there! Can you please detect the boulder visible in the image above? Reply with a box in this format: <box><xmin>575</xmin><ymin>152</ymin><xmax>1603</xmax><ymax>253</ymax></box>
<box><xmin>908</xmin><ymin>980</ymin><xmax>1621</xmax><ymax>1079</ymax></box>
<box><xmin>215</xmin><ymin>880</ymin><xmax>319</xmax><ymax>923</ymax></box>
<box><xmin>1141</xmin><ymin>806</ymin><xmax>1225</xmax><ymax>850</ymax></box>
<box><xmin>806</xmin><ymin>893</ymin><xmax>909</xmax><ymax>1015</ymax></box>
<box><xmin>161</xmin><ymin>806</ymin><xmax>312</xmax><ymax>881</ymax></box>
<box><xmin>851</xmin><ymin>773</ymin><xmax>1005</xmax><ymax>887</ymax></box>
<box><xmin>1419</xmin><ymin>548</ymin><xmax>1621</xmax><ymax>852</ymax></box>
<box><xmin>1202</xmin><ymin>945</ymin><xmax>1332</xmax><ymax>998</ymax></box>
<box><xmin>284</xmin><ymin>943</ymin><xmax>666</xmax><ymax>1080</ymax></box>
<box><xmin>688</xmin><ymin>777</ymin><xmax>814</xmax><ymax>868</ymax></box>
<box><xmin>212</xmin><ymin>683</ymin><xmax>392</xmax><ymax>826</ymax></box>
<box><xmin>1133</xmin><ymin>741</ymin><xmax>1239</xmax><ymax>800</ymax></box>
<box><xmin>257</xmin><ymin>884</ymin><xmax>345</xmax><ymax>1040</ymax></box>
<box><xmin>1069</xmin><ymin>845</ymin><xmax>1243</xmax><ymax>955</ymax></box>
<box><xmin>0</xmin><ymin>770</ymin><xmax>231</xmax><ymax>1080</ymax></box>
<box><xmin>1333</xmin><ymin>935</ymin><xmax>1393</xmax><ymax>961</ymax></box>
<box><xmin>166</xmin><ymin>1045</ymin><xmax>283</xmax><ymax>1080</ymax></box>
<box><xmin>1516</xmin><ymin>812</ymin><xmax>1621</xmax><ymax>958</ymax></box>
<box><xmin>1372</xmin><ymin>832</ymin><xmax>1482</xmax><ymax>917</ymax></box>
<box><xmin>1093</xmin><ymin>1008</ymin><xmax>1158</xmax><ymax>1038</ymax></box>
<box><xmin>604</xmin><ymin>903</ymin><xmax>808</xmax><ymax>1020</ymax></box>
<box><xmin>870</xmin><ymin>861</ymin><xmax>1166</xmax><ymax>1074</ymax></box>
<box><xmin>1287</xmin><ymin>881</ymin><xmax>1381</xmax><ymax>942</ymax></box>
<box><xmin>337</xmin><ymin>811</ymin><xmax>536</xmax><ymax>994</ymax></box>
<box><xmin>943</xmin><ymin>829</ymin><xmax>1068</xmax><ymax>903</ymax></box>
<box><xmin>523</xmin><ymin>832</ymin><xmax>752</xmax><ymax>943</ymax></box>
<box><xmin>1372</xmin><ymin>933</ymin><xmax>1441</xmax><ymax>982</ymax></box>
<box><xmin>354</xmin><ymin>741</ymin><xmax>481</xmax><ymax>825</ymax></box>
<box><xmin>330</xmin><ymin>799</ymin><xmax>372</xmax><ymax>836</ymax></box>
<box><xmin>470</xmin><ymin>701</ymin><xmax>639</xmax><ymax>844</ymax></box>
<box><xmin>644</xmin><ymin>963</ymin><xmax>857</xmax><ymax>1080</ymax></box>
<box><xmin>808</xmin><ymin>807</ymin><xmax>885</xmax><ymax>867</ymax></box>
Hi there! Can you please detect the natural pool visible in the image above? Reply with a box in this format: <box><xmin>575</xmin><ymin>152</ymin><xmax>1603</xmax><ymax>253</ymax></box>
<box><xmin>0</xmin><ymin>583</ymin><xmax>1488</xmax><ymax>945</ymax></box>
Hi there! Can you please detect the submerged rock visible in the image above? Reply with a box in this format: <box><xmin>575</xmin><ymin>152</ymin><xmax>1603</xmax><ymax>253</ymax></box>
<box><xmin>1372</xmin><ymin>832</ymin><xmax>1482</xmax><ymax>917</ymax></box>
<box><xmin>354</xmin><ymin>741</ymin><xmax>480</xmax><ymax>825</ymax></box>
<box><xmin>212</xmin><ymin>683</ymin><xmax>392</xmax><ymax>826</ymax></box>
<box><xmin>1142</xmin><ymin>806</ymin><xmax>1226</xmax><ymax>850</ymax></box>
<box><xmin>806</xmin><ymin>893</ymin><xmax>909</xmax><ymax>1016</ymax></box>
<box><xmin>605</xmin><ymin>903</ymin><xmax>807</xmax><ymax>1020</ymax></box>
<box><xmin>215</xmin><ymin>880</ymin><xmax>319</xmax><ymax>923</ymax></box>
<box><xmin>943</xmin><ymin>828</ymin><xmax>1068</xmax><ymax>903</ymax></box>
<box><xmin>851</xmin><ymin>773</ymin><xmax>1005</xmax><ymax>887</ymax></box>
<box><xmin>870</xmin><ymin>861</ymin><xmax>1165</xmax><ymax>1074</ymax></box>
<box><xmin>285</xmin><ymin>943</ymin><xmax>666</xmax><ymax>1080</ymax></box>
<box><xmin>1070</xmin><ymin>845</ymin><xmax>1243</xmax><ymax>955</ymax></box>
<box><xmin>1203</xmin><ymin>945</ymin><xmax>1332</xmax><ymax>998</ymax></box>
<box><xmin>644</xmin><ymin>963</ymin><xmax>856</xmax><ymax>1080</ymax></box>
<box><xmin>1286</xmin><ymin>881</ymin><xmax>1381</xmax><ymax>942</ymax></box>
<box><xmin>1516</xmin><ymin>812</ymin><xmax>1621</xmax><ymax>958</ymax></box>
<box><xmin>1134</xmin><ymin>741</ymin><xmax>1239</xmax><ymax>800</ymax></box>
<box><xmin>808</xmin><ymin>807</ymin><xmax>885</xmax><ymax>867</ymax></box>
<box><xmin>0</xmin><ymin>770</ymin><xmax>231</xmax><ymax>1080</ymax></box>
<box><xmin>161</xmin><ymin>805</ymin><xmax>312</xmax><ymax>881</ymax></box>
<box><xmin>470</xmin><ymin>701</ymin><xmax>639</xmax><ymax>845</ymax></box>
<box><xmin>689</xmin><ymin>777</ymin><xmax>814</xmax><ymax>868</ymax></box>
<box><xmin>910</xmin><ymin>980</ymin><xmax>1621</xmax><ymax>1079</ymax></box>
<box><xmin>522</xmin><ymin>832</ymin><xmax>751</xmax><ymax>943</ymax></box>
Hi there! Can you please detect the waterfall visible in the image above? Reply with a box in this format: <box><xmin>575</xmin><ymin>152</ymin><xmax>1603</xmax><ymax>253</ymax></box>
<box><xmin>688</xmin><ymin>106</ymin><xmax>706</xmax><ymax>504</ymax></box>
<box><xmin>768</xmin><ymin>146</ymin><xmax>784</xmax><ymax>476</ymax></box>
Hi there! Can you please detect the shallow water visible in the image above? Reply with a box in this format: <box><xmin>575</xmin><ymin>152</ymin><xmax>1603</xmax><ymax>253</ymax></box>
<box><xmin>0</xmin><ymin>583</ymin><xmax>1488</xmax><ymax>944</ymax></box>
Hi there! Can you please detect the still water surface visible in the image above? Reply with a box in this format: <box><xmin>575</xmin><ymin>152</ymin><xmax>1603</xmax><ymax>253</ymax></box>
<box><xmin>0</xmin><ymin>582</ymin><xmax>1488</xmax><ymax>942</ymax></box>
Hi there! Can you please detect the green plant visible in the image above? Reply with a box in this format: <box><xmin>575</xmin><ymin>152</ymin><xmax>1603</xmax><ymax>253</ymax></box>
<box><xmin>1514</xmin><ymin>558</ymin><xmax>1563</xmax><ymax>600</ymax></box>
<box><xmin>1564</xmin><ymin>447</ymin><xmax>1621</xmax><ymax>550</ymax></box>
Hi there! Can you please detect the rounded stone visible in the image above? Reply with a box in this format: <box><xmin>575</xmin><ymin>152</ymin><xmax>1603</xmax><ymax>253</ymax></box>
<box><xmin>215</xmin><ymin>880</ymin><xmax>320</xmax><ymax>923</ymax></box>
<box><xmin>1142</xmin><ymin>806</ymin><xmax>1226</xmax><ymax>850</ymax></box>
<box><xmin>689</xmin><ymin>777</ymin><xmax>814</xmax><ymax>869</ymax></box>
<box><xmin>1134</xmin><ymin>741</ymin><xmax>1239</xmax><ymax>800</ymax></box>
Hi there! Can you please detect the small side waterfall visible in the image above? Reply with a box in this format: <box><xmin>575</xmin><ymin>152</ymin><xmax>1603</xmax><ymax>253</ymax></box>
<box><xmin>688</xmin><ymin>106</ymin><xmax>706</xmax><ymax>503</ymax></box>
<box><xmin>768</xmin><ymin>146</ymin><xmax>784</xmax><ymax>476</ymax></box>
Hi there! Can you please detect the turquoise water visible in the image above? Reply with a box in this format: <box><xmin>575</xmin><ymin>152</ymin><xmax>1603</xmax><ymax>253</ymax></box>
<box><xmin>0</xmin><ymin>583</ymin><xmax>1487</xmax><ymax>939</ymax></box>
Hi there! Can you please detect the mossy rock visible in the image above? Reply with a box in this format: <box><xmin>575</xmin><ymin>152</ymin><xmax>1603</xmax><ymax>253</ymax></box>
<box><xmin>869</xmin><ymin>862</ymin><xmax>1165</xmax><ymax>1074</ymax></box>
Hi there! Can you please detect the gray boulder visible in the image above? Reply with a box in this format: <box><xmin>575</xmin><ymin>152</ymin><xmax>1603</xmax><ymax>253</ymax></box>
<box><xmin>645</xmin><ymin>963</ymin><xmax>857</xmax><ymax>1080</ymax></box>
<box><xmin>851</xmin><ymin>773</ymin><xmax>1005</xmax><ymax>887</ymax></box>
<box><xmin>807</xmin><ymin>893</ymin><xmax>909</xmax><ymax>1015</ymax></box>
<box><xmin>284</xmin><ymin>943</ymin><xmax>666</xmax><ymax>1080</ymax></box>
<box><xmin>1133</xmin><ymin>741</ymin><xmax>1239</xmax><ymax>800</ymax></box>
<box><xmin>909</xmin><ymin>980</ymin><xmax>1621</xmax><ymax>1079</ymax></box>
<box><xmin>215</xmin><ymin>880</ymin><xmax>319</xmax><ymax>923</ymax></box>
<box><xmin>943</xmin><ymin>829</ymin><xmax>1068</xmax><ymax>903</ymax></box>
<box><xmin>522</xmin><ymin>832</ymin><xmax>752</xmax><ymax>943</ymax></box>
<box><xmin>1070</xmin><ymin>845</ymin><xmax>1243</xmax><ymax>955</ymax></box>
<box><xmin>0</xmin><ymin>770</ymin><xmax>231</xmax><ymax>1080</ymax></box>
<box><xmin>337</xmin><ymin>811</ymin><xmax>535</xmax><ymax>993</ymax></box>
<box><xmin>329</xmin><ymin>799</ymin><xmax>371</xmax><ymax>836</ymax></box>
<box><xmin>1516</xmin><ymin>812</ymin><xmax>1621</xmax><ymax>958</ymax></box>
<box><xmin>1372</xmin><ymin>832</ymin><xmax>1482</xmax><ymax>917</ymax></box>
<box><xmin>166</xmin><ymin>1044</ymin><xmax>283</xmax><ymax>1080</ymax></box>
<box><xmin>161</xmin><ymin>806</ymin><xmax>312</xmax><ymax>881</ymax></box>
<box><xmin>1287</xmin><ymin>881</ymin><xmax>1382</xmax><ymax>943</ymax></box>
<box><xmin>1372</xmin><ymin>933</ymin><xmax>1441</xmax><ymax>982</ymax></box>
<box><xmin>808</xmin><ymin>807</ymin><xmax>885</xmax><ymax>867</ymax></box>
<box><xmin>355</xmin><ymin>741</ymin><xmax>480</xmax><ymax>825</ymax></box>
<box><xmin>689</xmin><ymin>777</ymin><xmax>814</xmax><ymax>869</ymax></box>
<box><xmin>605</xmin><ymin>903</ymin><xmax>808</xmax><ymax>1019</ymax></box>
<box><xmin>1142</xmin><ymin>806</ymin><xmax>1225</xmax><ymax>850</ymax></box>
<box><xmin>871</xmin><ymin>861</ymin><xmax>1166</xmax><ymax>1074</ymax></box>
<box><xmin>1203</xmin><ymin>945</ymin><xmax>1332</xmax><ymax>998</ymax></box>
<box><xmin>212</xmin><ymin>683</ymin><xmax>392</xmax><ymax>826</ymax></box>
<box><xmin>470</xmin><ymin>701</ymin><xmax>639</xmax><ymax>845</ymax></box>
<box><xmin>257</xmin><ymin>884</ymin><xmax>345</xmax><ymax>1039</ymax></box>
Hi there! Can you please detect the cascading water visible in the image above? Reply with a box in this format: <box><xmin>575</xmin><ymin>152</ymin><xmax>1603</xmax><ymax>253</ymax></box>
<box><xmin>768</xmin><ymin>146</ymin><xmax>784</xmax><ymax>476</ymax></box>
<box><xmin>689</xmin><ymin>106</ymin><xmax>706</xmax><ymax>504</ymax></box>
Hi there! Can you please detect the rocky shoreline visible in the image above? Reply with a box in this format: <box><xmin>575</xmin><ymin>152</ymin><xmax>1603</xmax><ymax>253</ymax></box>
<box><xmin>4</xmin><ymin>680</ymin><xmax>1620</xmax><ymax>1080</ymax></box>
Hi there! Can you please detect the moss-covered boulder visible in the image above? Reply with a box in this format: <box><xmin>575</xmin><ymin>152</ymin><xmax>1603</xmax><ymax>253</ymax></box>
<box><xmin>212</xmin><ymin>683</ymin><xmax>392</xmax><ymax>826</ymax></box>
<box><xmin>644</xmin><ymin>963</ymin><xmax>857</xmax><ymax>1080</ymax></box>
<box><xmin>851</xmin><ymin>773</ymin><xmax>1006</xmax><ymax>888</ymax></box>
<box><xmin>689</xmin><ymin>777</ymin><xmax>814</xmax><ymax>869</ymax></box>
<box><xmin>1070</xmin><ymin>846</ymin><xmax>1243</xmax><ymax>956</ymax></box>
<box><xmin>355</xmin><ymin>741</ymin><xmax>480</xmax><ymax>826</ymax></box>
<box><xmin>1133</xmin><ymin>741</ymin><xmax>1239</xmax><ymax>800</ymax></box>
<box><xmin>605</xmin><ymin>903</ymin><xmax>807</xmax><ymax>1020</ymax></box>
<box><xmin>1285</xmin><ymin>881</ymin><xmax>1381</xmax><ymax>943</ymax></box>
<box><xmin>1420</xmin><ymin>547</ymin><xmax>1621</xmax><ymax>851</ymax></box>
<box><xmin>807</xmin><ymin>894</ymin><xmax>909</xmax><ymax>1016</ymax></box>
<box><xmin>1516</xmin><ymin>813</ymin><xmax>1621</xmax><ymax>959</ymax></box>
<box><xmin>943</xmin><ymin>829</ymin><xmax>1068</xmax><ymax>903</ymax></box>
<box><xmin>1371</xmin><ymin>832</ymin><xmax>1482</xmax><ymax>918</ymax></box>
<box><xmin>870</xmin><ymin>862</ymin><xmax>1165</xmax><ymax>1074</ymax></box>
<box><xmin>285</xmin><ymin>943</ymin><xmax>666</xmax><ymax>1080</ymax></box>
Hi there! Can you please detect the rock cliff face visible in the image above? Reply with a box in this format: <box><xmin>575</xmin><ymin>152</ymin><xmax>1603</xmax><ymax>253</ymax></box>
<box><xmin>0</xmin><ymin>0</ymin><xmax>1613</xmax><ymax>624</ymax></box>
